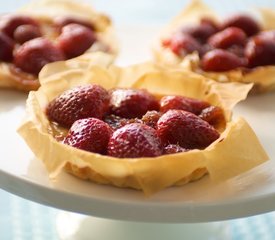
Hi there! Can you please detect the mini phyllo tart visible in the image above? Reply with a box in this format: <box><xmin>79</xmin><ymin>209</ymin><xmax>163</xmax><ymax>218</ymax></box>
<box><xmin>18</xmin><ymin>54</ymin><xmax>268</xmax><ymax>195</ymax></box>
<box><xmin>153</xmin><ymin>0</ymin><xmax>275</xmax><ymax>93</ymax></box>
<box><xmin>0</xmin><ymin>0</ymin><xmax>117</xmax><ymax>92</ymax></box>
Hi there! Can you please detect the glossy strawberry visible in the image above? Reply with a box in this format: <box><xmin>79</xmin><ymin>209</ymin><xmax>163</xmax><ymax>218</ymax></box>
<box><xmin>199</xmin><ymin>106</ymin><xmax>225</xmax><ymax>129</ymax></box>
<box><xmin>201</xmin><ymin>49</ymin><xmax>247</xmax><ymax>72</ymax></box>
<box><xmin>245</xmin><ymin>35</ymin><xmax>275</xmax><ymax>67</ymax></box>
<box><xmin>13</xmin><ymin>37</ymin><xmax>65</xmax><ymax>75</ymax></box>
<box><xmin>141</xmin><ymin>110</ymin><xmax>162</xmax><ymax>129</ymax></box>
<box><xmin>109</xmin><ymin>88</ymin><xmax>159</xmax><ymax>119</ymax></box>
<box><xmin>46</xmin><ymin>84</ymin><xmax>110</xmax><ymax>128</ymax></box>
<box><xmin>0</xmin><ymin>14</ymin><xmax>39</xmax><ymax>38</ymax></box>
<box><xmin>0</xmin><ymin>32</ymin><xmax>14</xmax><ymax>62</ymax></box>
<box><xmin>57</xmin><ymin>23</ymin><xmax>96</xmax><ymax>59</ymax></box>
<box><xmin>221</xmin><ymin>14</ymin><xmax>260</xmax><ymax>36</ymax></box>
<box><xmin>107</xmin><ymin>123</ymin><xmax>163</xmax><ymax>158</ymax></box>
<box><xmin>13</xmin><ymin>24</ymin><xmax>42</xmax><ymax>44</ymax></box>
<box><xmin>160</xmin><ymin>95</ymin><xmax>210</xmax><ymax>115</ymax></box>
<box><xmin>167</xmin><ymin>33</ymin><xmax>202</xmax><ymax>56</ymax></box>
<box><xmin>163</xmin><ymin>144</ymin><xmax>189</xmax><ymax>154</ymax></box>
<box><xmin>181</xmin><ymin>18</ymin><xmax>219</xmax><ymax>43</ymax></box>
<box><xmin>208</xmin><ymin>27</ymin><xmax>247</xmax><ymax>49</ymax></box>
<box><xmin>63</xmin><ymin>118</ymin><xmax>112</xmax><ymax>154</ymax></box>
<box><xmin>157</xmin><ymin>110</ymin><xmax>220</xmax><ymax>149</ymax></box>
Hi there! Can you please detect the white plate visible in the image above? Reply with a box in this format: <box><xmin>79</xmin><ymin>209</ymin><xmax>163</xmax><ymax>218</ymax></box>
<box><xmin>0</xmin><ymin>26</ymin><xmax>275</xmax><ymax>223</ymax></box>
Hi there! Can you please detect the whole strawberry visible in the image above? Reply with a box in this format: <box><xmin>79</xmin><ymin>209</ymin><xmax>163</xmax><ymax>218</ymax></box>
<box><xmin>46</xmin><ymin>84</ymin><xmax>110</xmax><ymax>128</ymax></box>
<box><xmin>157</xmin><ymin>110</ymin><xmax>220</xmax><ymax>149</ymax></box>
<box><xmin>63</xmin><ymin>118</ymin><xmax>112</xmax><ymax>154</ymax></box>
<box><xmin>107</xmin><ymin>123</ymin><xmax>163</xmax><ymax>158</ymax></box>
<box><xmin>109</xmin><ymin>88</ymin><xmax>159</xmax><ymax>119</ymax></box>
<box><xmin>160</xmin><ymin>95</ymin><xmax>210</xmax><ymax>115</ymax></box>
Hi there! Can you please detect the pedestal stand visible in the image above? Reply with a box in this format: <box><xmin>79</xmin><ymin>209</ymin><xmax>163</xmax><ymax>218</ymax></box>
<box><xmin>56</xmin><ymin>211</ymin><xmax>231</xmax><ymax>240</ymax></box>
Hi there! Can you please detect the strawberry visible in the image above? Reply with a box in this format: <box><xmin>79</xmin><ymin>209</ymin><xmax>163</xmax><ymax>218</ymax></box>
<box><xmin>109</xmin><ymin>88</ymin><xmax>159</xmax><ymax>119</ymax></box>
<box><xmin>57</xmin><ymin>23</ymin><xmax>96</xmax><ymax>59</ymax></box>
<box><xmin>160</xmin><ymin>95</ymin><xmax>210</xmax><ymax>115</ymax></box>
<box><xmin>168</xmin><ymin>33</ymin><xmax>201</xmax><ymax>56</ymax></box>
<box><xmin>63</xmin><ymin>118</ymin><xmax>112</xmax><ymax>154</ymax></box>
<box><xmin>199</xmin><ymin>106</ymin><xmax>225</xmax><ymax>129</ymax></box>
<box><xmin>13</xmin><ymin>37</ymin><xmax>65</xmax><ymax>75</ymax></box>
<box><xmin>0</xmin><ymin>14</ymin><xmax>39</xmax><ymax>38</ymax></box>
<box><xmin>0</xmin><ymin>32</ymin><xmax>14</xmax><ymax>62</ymax></box>
<box><xmin>157</xmin><ymin>110</ymin><xmax>220</xmax><ymax>149</ymax></box>
<box><xmin>46</xmin><ymin>84</ymin><xmax>110</xmax><ymax>128</ymax></box>
<box><xmin>107</xmin><ymin>123</ymin><xmax>163</xmax><ymax>158</ymax></box>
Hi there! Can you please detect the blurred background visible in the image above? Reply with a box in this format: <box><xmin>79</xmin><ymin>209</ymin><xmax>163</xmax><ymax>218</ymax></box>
<box><xmin>1</xmin><ymin>0</ymin><xmax>275</xmax><ymax>239</ymax></box>
<box><xmin>2</xmin><ymin>0</ymin><xmax>275</xmax><ymax>25</ymax></box>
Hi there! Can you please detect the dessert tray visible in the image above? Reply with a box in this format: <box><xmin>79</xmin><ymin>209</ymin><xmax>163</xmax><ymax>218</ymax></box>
<box><xmin>0</xmin><ymin>26</ymin><xmax>275</xmax><ymax>224</ymax></box>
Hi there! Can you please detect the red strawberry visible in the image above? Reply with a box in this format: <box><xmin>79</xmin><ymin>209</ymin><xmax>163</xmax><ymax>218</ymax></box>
<box><xmin>107</xmin><ymin>123</ymin><xmax>163</xmax><ymax>158</ymax></box>
<box><xmin>167</xmin><ymin>33</ymin><xmax>202</xmax><ymax>56</ymax></box>
<box><xmin>208</xmin><ymin>27</ymin><xmax>247</xmax><ymax>49</ymax></box>
<box><xmin>0</xmin><ymin>14</ymin><xmax>39</xmax><ymax>38</ymax></box>
<box><xmin>157</xmin><ymin>110</ymin><xmax>220</xmax><ymax>149</ymax></box>
<box><xmin>201</xmin><ymin>49</ymin><xmax>247</xmax><ymax>72</ymax></box>
<box><xmin>46</xmin><ymin>84</ymin><xmax>110</xmax><ymax>128</ymax></box>
<box><xmin>57</xmin><ymin>23</ymin><xmax>96</xmax><ymax>59</ymax></box>
<box><xmin>221</xmin><ymin>14</ymin><xmax>260</xmax><ymax>37</ymax></box>
<box><xmin>0</xmin><ymin>32</ymin><xmax>14</xmax><ymax>62</ymax></box>
<box><xmin>160</xmin><ymin>95</ymin><xmax>210</xmax><ymax>115</ymax></box>
<box><xmin>199</xmin><ymin>106</ymin><xmax>225</xmax><ymax>129</ymax></box>
<box><xmin>13</xmin><ymin>37</ymin><xmax>65</xmax><ymax>75</ymax></box>
<box><xmin>109</xmin><ymin>88</ymin><xmax>159</xmax><ymax>119</ymax></box>
<box><xmin>63</xmin><ymin>118</ymin><xmax>112</xmax><ymax>154</ymax></box>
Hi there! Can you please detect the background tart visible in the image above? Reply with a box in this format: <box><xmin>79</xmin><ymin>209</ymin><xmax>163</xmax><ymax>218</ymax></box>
<box><xmin>0</xmin><ymin>0</ymin><xmax>117</xmax><ymax>92</ymax></box>
<box><xmin>18</xmin><ymin>54</ymin><xmax>268</xmax><ymax>195</ymax></box>
<box><xmin>153</xmin><ymin>0</ymin><xmax>275</xmax><ymax>93</ymax></box>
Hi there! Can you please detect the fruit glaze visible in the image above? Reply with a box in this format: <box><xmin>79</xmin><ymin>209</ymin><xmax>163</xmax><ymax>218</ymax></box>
<box><xmin>154</xmin><ymin>0</ymin><xmax>275</xmax><ymax>93</ymax></box>
<box><xmin>0</xmin><ymin>0</ymin><xmax>116</xmax><ymax>91</ymax></box>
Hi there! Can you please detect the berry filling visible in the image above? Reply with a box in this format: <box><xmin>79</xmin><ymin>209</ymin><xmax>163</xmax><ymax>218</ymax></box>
<box><xmin>46</xmin><ymin>84</ymin><xmax>225</xmax><ymax>158</ymax></box>
<box><xmin>0</xmin><ymin>13</ymin><xmax>101</xmax><ymax>78</ymax></box>
<box><xmin>162</xmin><ymin>13</ymin><xmax>275</xmax><ymax>71</ymax></box>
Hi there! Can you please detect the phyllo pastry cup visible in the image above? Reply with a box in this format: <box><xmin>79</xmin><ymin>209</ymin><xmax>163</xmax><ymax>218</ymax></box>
<box><xmin>153</xmin><ymin>0</ymin><xmax>275</xmax><ymax>93</ymax></box>
<box><xmin>0</xmin><ymin>0</ymin><xmax>117</xmax><ymax>92</ymax></box>
<box><xmin>18</xmin><ymin>54</ymin><xmax>268</xmax><ymax>195</ymax></box>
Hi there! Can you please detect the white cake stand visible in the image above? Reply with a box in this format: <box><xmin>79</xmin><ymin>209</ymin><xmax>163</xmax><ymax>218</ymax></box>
<box><xmin>0</xmin><ymin>27</ymin><xmax>275</xmax><ymax>239</ymax></box>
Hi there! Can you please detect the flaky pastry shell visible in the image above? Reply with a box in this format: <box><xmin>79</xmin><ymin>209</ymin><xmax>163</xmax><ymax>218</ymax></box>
<box><xmin>18</xmin><ymin>54</ymin><xmax>268</xmax><ymax>195</ymax></box>
<box><xmin>0</xmin><ymin>0</ymin><xmax>117</xmax><ymax>92</ymax></box>
<box><xmin>153</xmin><ymin>0</ymin><xmax>275</xmax><ymax>93</ymax></box>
